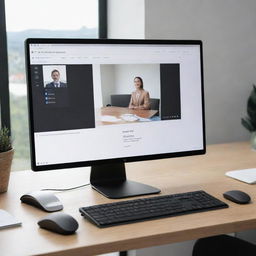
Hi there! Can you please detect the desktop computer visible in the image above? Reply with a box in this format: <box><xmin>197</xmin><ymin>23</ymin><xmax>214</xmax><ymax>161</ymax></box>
<box><xmin>25</xmin><ymin>39</ymin><xmax>205</xmax><ymax>200</ymax></box>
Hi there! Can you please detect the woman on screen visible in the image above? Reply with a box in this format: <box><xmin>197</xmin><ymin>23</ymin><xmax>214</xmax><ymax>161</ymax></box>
<box><xmin>128</xmin><ymin>77</ymin><xmax>150</xmax><ymax>110</ymax></box>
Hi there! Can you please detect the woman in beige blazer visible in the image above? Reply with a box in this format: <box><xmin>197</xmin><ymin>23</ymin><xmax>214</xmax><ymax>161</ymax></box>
<box><xmin>128</xmin><ymin>77</ymin><xmax>150</xmax><ymax>110</ymax></box>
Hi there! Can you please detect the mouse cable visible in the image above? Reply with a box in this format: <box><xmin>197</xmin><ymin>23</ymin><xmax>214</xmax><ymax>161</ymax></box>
<box><xmin>41</xmin><ymin>183</ymin><xmax>91</xmax><ymax>192</ymax></box>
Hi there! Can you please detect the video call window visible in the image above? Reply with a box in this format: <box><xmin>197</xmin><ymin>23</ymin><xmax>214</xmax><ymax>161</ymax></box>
<box><xmin>30</xmin><ymin>62</ymin><xmax>181</xmax><ymax>131</ymax></box>
<box><xmin>97</xmin><ymin>63</ymin><xmax>181</xmax><ymax>126</ymax></box>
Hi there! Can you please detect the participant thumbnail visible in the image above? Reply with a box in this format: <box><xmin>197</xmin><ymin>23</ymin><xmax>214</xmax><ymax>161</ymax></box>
<box><xmin>43</xmin><ymin>65</ymin><xmax>67</xmax><ymax>88</ymax></box>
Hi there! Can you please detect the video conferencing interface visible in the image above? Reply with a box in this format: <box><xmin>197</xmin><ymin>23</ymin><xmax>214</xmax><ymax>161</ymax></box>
<box><xmin>28</xmin><ymin>43</ymin><xmax>204</xmax><ymax>166</ymax></box>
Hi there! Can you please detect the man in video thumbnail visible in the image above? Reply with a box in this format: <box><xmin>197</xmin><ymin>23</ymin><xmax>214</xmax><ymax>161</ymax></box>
<box><xmin>46</xmin><ymin>69</ymin><xmax>67</xmax><ymax>88</ymax></box>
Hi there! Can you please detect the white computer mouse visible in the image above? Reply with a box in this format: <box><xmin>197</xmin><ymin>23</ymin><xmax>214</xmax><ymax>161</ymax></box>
<box><xmin>20</xmin><ymin>191</ymin><xmax>63</xmax><ymax>212</ymax></box>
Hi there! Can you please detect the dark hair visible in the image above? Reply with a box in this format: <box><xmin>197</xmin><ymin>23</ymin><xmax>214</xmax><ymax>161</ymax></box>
<box><xmin>51</xmin><ymin>69</ymin><xmax>60</xmax><ymax>75</ymax></box>
<box><xmin>134</xmin><ymin>76</ymin><xmax>143</xmax><ymax>89</ymax></box>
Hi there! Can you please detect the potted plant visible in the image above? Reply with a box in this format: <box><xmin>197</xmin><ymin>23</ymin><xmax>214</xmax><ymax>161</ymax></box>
<box><xmin>241</xmin><ymin>85</ymin><xmax>256</xmax><ymax>150</ymax></box>
<box><xmin>0</xmin><ymin>127</ymin><xmax>14</xmax><ymax>192</ymax></box>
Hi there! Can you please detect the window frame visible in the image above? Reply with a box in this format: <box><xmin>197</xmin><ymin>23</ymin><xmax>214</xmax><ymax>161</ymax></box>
<box><xmin>0</xmin><ymin>0</ymin><xmax>107</xmax><ymax>130</ymax></box>
<box><xmin>0</xmin><ymin>0</ymin><xmax>11</xmax><ymax>130</ymax></box>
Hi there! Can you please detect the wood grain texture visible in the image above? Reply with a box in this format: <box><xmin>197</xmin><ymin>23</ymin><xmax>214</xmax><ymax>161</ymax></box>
<box><xmin>1</xmin><ymin>142</ymin><xmax>256</xmax><ymax>256</ymax></box>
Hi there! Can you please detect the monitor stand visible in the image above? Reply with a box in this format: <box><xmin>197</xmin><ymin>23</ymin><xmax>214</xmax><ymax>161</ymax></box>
<box><xmin>90</xmin><ymin>162</ymin><xmax>161</xmax><ymax>199</ymax></box>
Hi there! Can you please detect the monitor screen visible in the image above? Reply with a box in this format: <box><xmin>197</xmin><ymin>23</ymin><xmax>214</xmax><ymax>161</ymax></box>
<box><xmin>25</xmin><ymin>39</ymin><xmax>205</xmax><ymax>198</ymax></box>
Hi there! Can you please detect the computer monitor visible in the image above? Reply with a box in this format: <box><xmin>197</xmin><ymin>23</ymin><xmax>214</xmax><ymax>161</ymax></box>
<box><xmin>25</xmin><ymin>39</ymin><xmax>205</xmax><ymax>199</ymax></box>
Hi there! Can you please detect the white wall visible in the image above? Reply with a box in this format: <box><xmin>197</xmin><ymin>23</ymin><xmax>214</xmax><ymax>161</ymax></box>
<box><xmin>145</xmin><ymin>0</ymin><xmax>256</xmax><ymax>144</ymax></box>
<box><xmin>108</xmin><ymin>0</ymin><xmax>145</xmax><ymax>39</ymax></box>
<box><xmin>93</xmin><ymin>64</ymin><xmax>104</xmax><ymax>108</ymax></box>
<box><xmin>100</xmin><ymin>65</ymin><xmax>116</xmax><ymax>106</ymax></box>
<box><xmin>114</xmin><ymin>64</ymin><xmax>160</xmax><ymax>97</ymax></box>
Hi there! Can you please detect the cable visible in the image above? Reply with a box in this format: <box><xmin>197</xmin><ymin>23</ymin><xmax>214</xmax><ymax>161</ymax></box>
<box><xmin>41</xmin><ymin>183</ymin><xmax>90</xmax><ymax>192</ymax></box>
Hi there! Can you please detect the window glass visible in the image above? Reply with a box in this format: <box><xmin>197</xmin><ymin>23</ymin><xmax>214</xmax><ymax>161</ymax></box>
<box><xmin>5</xmin><ymin>0</ymin><xmax>98</xmax><ymax>170</ymax></box>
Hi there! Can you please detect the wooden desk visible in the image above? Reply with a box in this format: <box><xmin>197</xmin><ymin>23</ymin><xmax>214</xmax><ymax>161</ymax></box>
<box><xmin>96</xmin><ymin>107</ymin><xmax>158</xmax><ymax>125</ymax></box>
<box><xmin>1</xmin><ymin>142</ymin><xmax>256</xmax><ymax>256</ymax></box>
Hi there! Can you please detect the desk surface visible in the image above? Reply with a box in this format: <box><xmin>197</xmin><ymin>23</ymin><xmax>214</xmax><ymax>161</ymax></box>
<box><xmin>96</xmin><ymin>107</ymin><xmax>158</xmax><ymax>125</ymax></box>
<box><xmin>1</xmin><ymin>142</ymin><xmax>256</xmax><ymax>256</ymax></box>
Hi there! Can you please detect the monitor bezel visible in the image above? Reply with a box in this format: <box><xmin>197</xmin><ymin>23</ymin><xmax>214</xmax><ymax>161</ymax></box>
<box><xmin>25</xmin><ymin>38</ymin><xmax>206</xmax><ymax>172</ymax></box>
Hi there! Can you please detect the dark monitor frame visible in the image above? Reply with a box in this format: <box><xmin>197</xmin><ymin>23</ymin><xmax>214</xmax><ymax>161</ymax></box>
<box><xmin>25</xmin><ymin>38</ymin><xmax>206</xmax><ymax>198</ymax></box>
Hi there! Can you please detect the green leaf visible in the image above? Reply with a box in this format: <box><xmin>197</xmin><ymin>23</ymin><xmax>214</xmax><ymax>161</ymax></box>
<box><xmin>253</xmin><ymin>84</ymin><xmax>256</xmax><ymax>94</ymax></box>
<box><xmin>0</xmin><ymin>126</ymin><xmax>12</xmax><ymax>152</ymax></box>
<box><xmin>243</xmin><ymin>85</ymin><xmax>256</xmax><ymax>130</ymax></box>
<box><xmin>241</xmin><ymin>118</ymin><xmax>255</xmax><ymax>132</ymax></box>
<box><xmin>249</xmin><ymin>90</ymin><xmax>256</xmax><ymax>105</ymax></box>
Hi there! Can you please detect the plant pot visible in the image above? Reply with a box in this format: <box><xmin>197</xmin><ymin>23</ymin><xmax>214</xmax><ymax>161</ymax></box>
<box><xmin>0</xmin><ymin>149</ymin><xmax>14</xmax><ymax>193</ymax></box>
